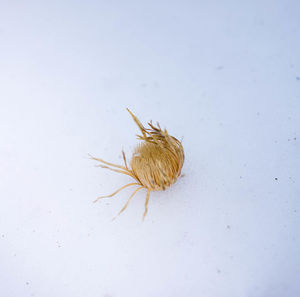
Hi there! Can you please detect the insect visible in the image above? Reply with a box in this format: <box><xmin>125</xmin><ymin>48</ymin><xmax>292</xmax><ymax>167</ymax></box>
<box><xmin>90</xmin><ymin>108</ymin><xmax>184</xmax><ymax>220</ymax></box>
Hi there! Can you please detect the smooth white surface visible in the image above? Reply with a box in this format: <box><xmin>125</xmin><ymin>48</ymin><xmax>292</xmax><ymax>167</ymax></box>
<box><xmin>1</xmin><ymin>1</ymin><xmax>300</xmax><ymax>296</ymax></box>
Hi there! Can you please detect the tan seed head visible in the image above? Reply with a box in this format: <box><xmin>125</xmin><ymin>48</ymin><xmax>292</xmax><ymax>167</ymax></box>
<box><xmin>90</xmin><ymin>109</ymin><xmax>184</xmax><ymax>220</ymax></box>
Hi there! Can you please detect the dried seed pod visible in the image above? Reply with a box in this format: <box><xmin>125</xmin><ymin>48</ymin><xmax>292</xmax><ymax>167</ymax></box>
<box><xmin>90</xmin><ymin>109</ymin><xmax>184</xmax><ymax>220</ymax></box>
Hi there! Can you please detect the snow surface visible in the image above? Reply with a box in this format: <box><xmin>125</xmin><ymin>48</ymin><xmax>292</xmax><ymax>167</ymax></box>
<box><xmin>0</xmin><ymin>1</ymin><xmax>299</xmax><ymax>296</ymax></box>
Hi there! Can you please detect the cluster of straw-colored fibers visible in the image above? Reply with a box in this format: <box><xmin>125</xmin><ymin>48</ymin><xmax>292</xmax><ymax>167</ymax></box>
<box><xmin>90</xmin><ymin>109</ymin><xmax>184</xmax><ymax>221</ymax></box>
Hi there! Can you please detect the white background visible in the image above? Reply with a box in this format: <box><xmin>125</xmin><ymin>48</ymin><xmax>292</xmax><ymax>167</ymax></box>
<box><xmin>0</xmin><ymin>1</ymin><xmax>300</xmax><ymax>296</ymax></box>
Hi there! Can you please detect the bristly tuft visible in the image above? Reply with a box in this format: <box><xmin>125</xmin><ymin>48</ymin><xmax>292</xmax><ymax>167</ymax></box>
<box><xmin>91</xmin><ymin>109</ymin><xmax>185</xmax><ymax>220</ymax></box>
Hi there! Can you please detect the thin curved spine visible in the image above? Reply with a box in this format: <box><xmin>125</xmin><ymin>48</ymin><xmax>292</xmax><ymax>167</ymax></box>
<box><xmin>88</xmin><ymin>154</ymin><xmax>128</xmax><ymax>171</ymax></box>
<box><xmin>113</xmin><ymin>186</ymin><xmax>144</xmax><ymax>220</ymax></box>
<box><xmin>93</xmin><ymin>182</ymin><xmax>140</xmax><ymax>203</ymax></box>
<box><xmin>96</xmin><ymin>164</ymin><xmax>136</xmax><ymax>179</ymax></box>
<box><xmin>142</xmin><ymin>189</ymin><xmax>151</xmax><ymax>221</ymax></box>
<box><xmin>122</xmin><ymin>150</ymin><xmax>129</xmax><ymax>169</ymax></box>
